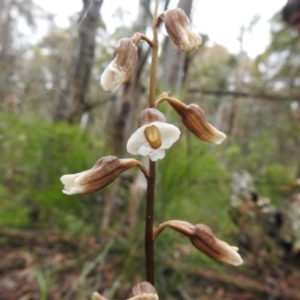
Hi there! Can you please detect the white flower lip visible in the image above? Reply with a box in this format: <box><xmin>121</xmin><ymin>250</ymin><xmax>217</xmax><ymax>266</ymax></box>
<box><xmin>126</xmin><ymin>121</ymin><xmax>180</xmax><ymax>161</ymax></box>
<box><xmin>179</xmin><ymin>27</ymin><xmax>202</xmax><ymax>52</ymax></box>
<box><xmin>208</xmin><ymin>125</ymin><xmax>227</xmax><ymax>145</ymax></box>
<box><xmin>161</xmin><ymin>8</ymin><xmax>202</xmax><ymax>53</ymax></box>
<box><xmin>60</xmin><ymin>170</ymin><xmax>90</xmax><ymax>195</ymax></box>
<box><xmin>193</xmin><ymin>224</ymin><xmax>243</xmax><ymax>266</ymax></box>
<box><xmin>100</xmin><ymin>38</ymin><xmax>138</xmax><ymax>92</ymax></box>
<box><xmin>217</xmin><ymin>240</ymin><xmax>244</xmax><ymax>266</ymax></box>
<box><xmin>100</xmin><ymin>60</ymin><xmax>126</xmax><ymax>92</ymax></box>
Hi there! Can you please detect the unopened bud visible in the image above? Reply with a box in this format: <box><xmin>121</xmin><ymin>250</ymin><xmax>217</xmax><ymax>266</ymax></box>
<box><xmin>181</xmin><ymin>103</ymin><xmax>226</xmax><ymax>144</ymax></box>
<box><xmin>61</xmin><ymin>156</ymin><xmax>147</xmax><ymax>195</ymax></box>
<box><xmin>191</xmin><ymin>224</ymin><xmax>243</xmax><ymax>266</ymax></box>
<box><xmin>101</xmin><ymin>38</ymin><xmax>138</xmax><ymax>92</ymax></box>
<box><xmin>159</xmin><ymin>8</ymin><xmax>202</xmax><ymax>52</ymax></box>
<box><xmin>156</xmin><ymin>96</ymin><xmax>226</xmax><ymax>144</ymax></box>
<box><xmin>153</xmin><ymin>220</ymin><xmax>243</xmax><ymax>266</ymax></box>
<box><xmin>138</xmin><ymin>108</ymin><xmax>166</xmax><ymax>127</ymax></box>
<box><xmin>129</xmin><ymin>282</ymin><xmax>159</xmax><ymax>300</ymax></box>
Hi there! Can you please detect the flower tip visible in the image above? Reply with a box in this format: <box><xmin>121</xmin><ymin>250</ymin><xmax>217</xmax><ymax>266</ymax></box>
<box><xmin>230</xmin><ymin>252</ymin><xmax>244</xmax><ymax>266</ymax></box>
<box><xmin>100</xmin><ymin>38</ymin><xmax>138</xmax><ymax>91</ymax></box>
<box><xmin>60</xmin><ymin>174</ymin><xmax>68</xmax><ymax>183</ymax></box>
<box><xmin>213</xmin><ymin>131</ymin><xmax>227</xmax><ymax>145</ymax></box>
<box><xmin>62</xmin><ymin>187</ymin><xmax>82</xmax><ymax>195</ymax></box>
<box><xmin>62</xmin><ymin>189</ymin><xmax>71</xmax><ymax>195</ymax></box>
<box><xmin>181</xmin><ymin>28</ymin><xmax>202</xmax><ymax>52</ymax></box>
<box><xmin>162</xmin><ymin>8</ymin><xmax>202</xmax><ymax>53</ymax></box>
<box><xmin>219</xmin><ymin>242</ymin><xmax>243</xmax><ymax>266</ymax></box>
<box><xmin>100</xmin><ymin>64</ymin><xmax>124</xmax><ymax>92</ymax></box>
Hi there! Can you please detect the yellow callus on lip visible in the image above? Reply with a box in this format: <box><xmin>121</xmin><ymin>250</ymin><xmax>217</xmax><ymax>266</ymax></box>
<box><xmin>144</xmin><ymin>125</ymin><xmax>162</xmax><ymax>149</ymax></box>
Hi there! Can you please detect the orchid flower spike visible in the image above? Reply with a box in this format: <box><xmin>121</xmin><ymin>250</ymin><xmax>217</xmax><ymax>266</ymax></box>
<box><xmin>126</xmin><ymin>108</ymin><xmax>180</xmax><ymax>161</ymax></box>
<box><xmin>159</xmin><ymin>8</ymin><xmax>202</xmax><ymax>52</ymax></box>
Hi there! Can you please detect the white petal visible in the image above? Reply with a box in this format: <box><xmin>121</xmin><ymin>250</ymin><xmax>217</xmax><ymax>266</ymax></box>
<box><xmin>210</xmin><ymin>128</ymin><xmax>226</xmax><ymax>145</ymax></box>
<box><xmin>62</xmin><ymin>186</ymin><xmax>85</xmax><ymax>195</ymax></box>
<box><xmin>139</xmin><ymin>145</ymin><xmax>152</xmax><ymax>156</ymax></box>
<box><xmin>127</xmin><ymin>125</ymin><xmax>149</xmax><ymax>155</ymax></box>
<box><xmin>60</xmin><ymin>173</ymin><xmax>79</xmax><ymax>184</ymax></box>
<box><xmin>60</xmin><ymin>171</ymin><xmax>90</xmax><ymax>195</ymax></box>
<box><xmin>73</xmin><ymin>170</ymin><xmax>91</xmax><ymax>184</ymax></box>
<box><xmin>149</xmin><ymin>149</ymin><xmax>165</xmax><ymax>161</ymax></box>
<box><xmin>224</xmin><ymin>250</ymin><xmax>243</xmax><ymax>266</ymax></box>
<box><xmin>218</xmin><ymin>240</ymin><xmax>244</xmax><ymax>266</ymax></box>
<box><xmin>183</xmin><ymin>27</ymin><xmax>202</xmax><ymax>52</ymax></box>
<box><xmin>126</xmin><ymin>122</ymin><xmax>180</xmax><ymax>161</ymax></box>
<box><xmin>152</xmin><ymin>122</ymin><xmax>180</xmax><ymax>149</ymax></box>
<box><xmin>230</xmin><ymin>246</ymin><xmax>239</xmax><ymax>252</ymax></box>
<box><xmin>100</xmin><ymin>61</ymin><xmax>126</xmax><ymax>92</ymax></box>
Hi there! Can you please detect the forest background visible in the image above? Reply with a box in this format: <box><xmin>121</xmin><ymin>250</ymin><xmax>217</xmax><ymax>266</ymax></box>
<box><xmin>1</xmin><ymin>0</ymin><xmax>300</xmax><ymax>299</ymax></box>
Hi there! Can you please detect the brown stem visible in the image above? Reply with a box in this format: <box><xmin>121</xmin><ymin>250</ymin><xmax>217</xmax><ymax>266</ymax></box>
<box><xmin>149</xmin><ymin>0</ymin><xmax>159</xmax><ymax>108</ymax></box>
<box><xmin>135</xmin><ymin>161</ymin><xmax>150</xmax><ymax>179</ymax></box>
<box><xmin>145</xmin><ymin>160</ymin><xmax>155</xmax><ymax>284</ymax></box>
<box><xmin>133</xmin><ymin>32</ymin><xmax>154</xmax><ymax>48</ymax></box>
<box><xmin>145</xmin><ymin>0</ymin><xmax>159</xmax><ymax>285</ymax></box>
<box><xmin>119</xmin><ymin>158</ymin><xmax>150</xmax><ymax>179</ymax></box>
<box><xmin>155</xmin><ymin>95</ymin><xmax>187</xmax><ymax>115</ymax></box>
<box><xmin>152</xmin><ymin>220</ymin><xmax>194</xmax><ymax>241</ymax></box>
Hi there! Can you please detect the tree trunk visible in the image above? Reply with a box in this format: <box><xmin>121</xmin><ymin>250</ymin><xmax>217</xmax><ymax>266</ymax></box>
<box><xmin>106</xmin><ymin>0</ymin><xmax>152</xmax><ymax>155</ymax></box>
<box><xmin>64</xmin><ymin>0</ymin><xmax>103</xmax><ymax>123</ymax></box>
<box><xmin>0</xmin><ymin>1</ymin><xmax>14</xmax><ymax>102</ymax></box>
<box><xmin>101</xmin><ymin>0</ymin><xmax>151</xmax><ymax>232</ymax></box>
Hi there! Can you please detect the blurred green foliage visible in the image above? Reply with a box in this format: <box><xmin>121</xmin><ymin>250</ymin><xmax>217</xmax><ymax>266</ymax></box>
<box><xmin>0</xmin><ymin>113</ymin><xmax>99</xmax><ymax>234</ymax></box>
<box><xmin>1</xmin><ymin>109</ymin><xmax>297</xmax><ymax>235</ymax></box>
<box><xmin>0</xmin><ymin>104</ymin><xmax>298</xmax><ymax>298</ymax></box>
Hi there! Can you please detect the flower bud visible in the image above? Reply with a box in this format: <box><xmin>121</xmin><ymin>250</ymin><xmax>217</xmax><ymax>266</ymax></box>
<box><xmin>129</xmin><ymin>282</ymin><xmax>159</xmax><ymax>300</ymax></box>
<box><xmin>191</xmin><ymin>224</ymin><xmax>243</xmax><ymax>266</ymax></box>
<box><xmin>138</xmin><ymin>108</ymin><xmax>166</xmax><ymax>127</ymax></box>
<box><xmin>100</xmin><ymin>38</ymin><xmax>138</xmax><ymax>92</ymax></box>
<box><xmin>60</xmin><ymin>156</ymin><xmax>147</xmax><ymax>195</ymax></box>
<box><xmin>156</xmin><ymin>96</ymin><xmax>226</xmax><ymax>144</ymax></box>
<box><xmin>181</xmin><ymin>103</ymin><xmax>226</xmax><ymax>144</ymax></box>
<box><xmin>159</xmin><ymin>8</ymin><xmax>202</xmax><ymax>52</ymax></box>
<box><xmin>153</xmin><ymin>220</ymin><xmax>243</xmax><ymax>266</ymax></box>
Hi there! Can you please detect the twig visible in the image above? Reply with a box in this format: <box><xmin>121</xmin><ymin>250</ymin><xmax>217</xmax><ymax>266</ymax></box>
<box><xmin>189</xmin><ymin>88</ymin><xmax>298</xmax><ymax>102</ymax></box>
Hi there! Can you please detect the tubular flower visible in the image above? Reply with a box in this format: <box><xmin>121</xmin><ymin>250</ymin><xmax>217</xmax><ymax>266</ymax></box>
<box><xmin>61</xmin><ymin>156</ymin><xmax>148</xmax><ymax>195</ymax></box>
<box><xmin>159</xmin><ymin>8</ymin><xmax>202</xmax><ymax>52</ymax></box>
<box><xmin>156</xmin><ymin>96</ymin><xmax>226</xmax><ymax>144</ymax></box>
<box><xmin>153</xmin><ymin>220</ymin><xmax>243</xmax><ymax>266</ymax></box>
<box><xmin>100</xmin><ymin>38</ymin><xmax>138</xmax><ymax>92</ymax></box>
<box><xmin>127</xmin><ymin>108</ymin><xmax>180</xmax><ymax>161</ymax></box>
